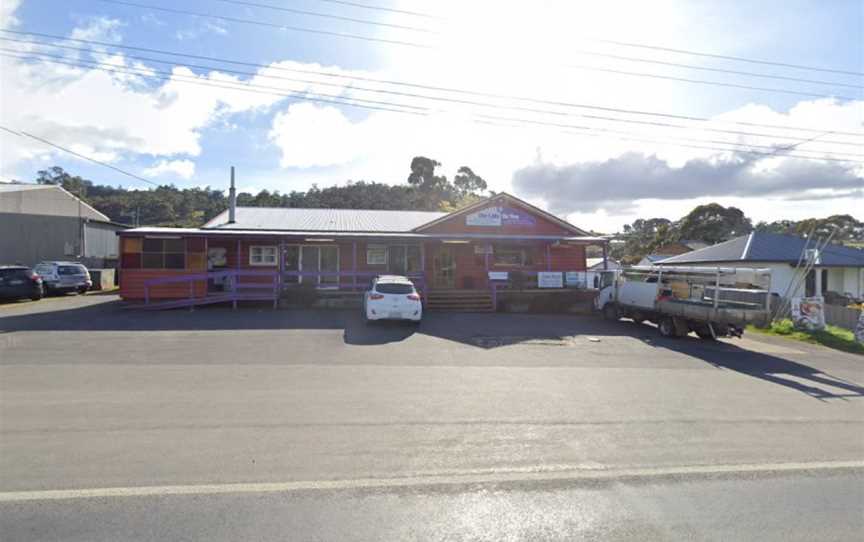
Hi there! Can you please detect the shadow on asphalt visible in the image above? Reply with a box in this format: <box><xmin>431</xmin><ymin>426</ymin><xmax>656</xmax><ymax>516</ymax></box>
<box><xmin>2</xmin><ymin>297</ymin><xmax>862</xmax><ymax>399</ymax></box>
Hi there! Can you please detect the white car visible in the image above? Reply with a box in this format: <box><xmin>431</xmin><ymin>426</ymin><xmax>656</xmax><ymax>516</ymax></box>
<box><xmin>363</xmin><ymin>275</ymin><xmax>422</xmax><ymax>324</ymax></box>
<box><xmin>33</xmin><ymin>261</ymin><xmax>92</xmax><ymax>295</ymax></box>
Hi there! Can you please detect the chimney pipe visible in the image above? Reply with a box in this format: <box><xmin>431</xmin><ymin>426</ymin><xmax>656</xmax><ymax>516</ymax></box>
<box><xmin>228</xmin><ymin>166</ymin><xmax>236</xmax><ymax>224</ymax></box>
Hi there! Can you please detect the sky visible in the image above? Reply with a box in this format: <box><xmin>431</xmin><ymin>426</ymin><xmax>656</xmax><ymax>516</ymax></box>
<box><xmin>0</xmin><ymin>0</ymin><xmax>861</xmax><ymax>232</ymax></box>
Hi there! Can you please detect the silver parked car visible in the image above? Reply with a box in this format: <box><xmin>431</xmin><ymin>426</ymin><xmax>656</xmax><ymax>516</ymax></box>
<box><xmin>33</xmin><ymin>262</ymin><xmax>92</xmax><ymax>295</ymax></box>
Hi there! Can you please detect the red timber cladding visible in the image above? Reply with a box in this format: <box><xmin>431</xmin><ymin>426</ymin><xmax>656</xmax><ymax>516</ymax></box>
<box><xmin>419</xmin><ymin>201</ymin><xmax>575</xmax><ymax>236</ymax></box>
<box><xmin>120</xmin><ymin>269</ymin><xmax>207</xmax><ymax>300</ymax></box>
<box><xmin>550</xmin><ymin>244</ymin><xmax>587</xmax><ymax>271</ymax></box>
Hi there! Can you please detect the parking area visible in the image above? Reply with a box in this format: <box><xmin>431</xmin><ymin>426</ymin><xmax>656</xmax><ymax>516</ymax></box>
<box><xmin>2</xmin><ymin>294</ymin><xmax>862</xmax><ymax>494</ymax></box>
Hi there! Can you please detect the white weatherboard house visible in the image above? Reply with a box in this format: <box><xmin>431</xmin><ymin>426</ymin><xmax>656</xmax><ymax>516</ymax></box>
<box><xmin>656</xmin><ymin>232</ymin><xmax>864</xmax><ymax>300</ymax></box>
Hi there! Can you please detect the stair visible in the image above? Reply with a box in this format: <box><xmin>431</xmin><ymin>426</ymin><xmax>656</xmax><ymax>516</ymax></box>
<box><xmin>425</xmin><ymin>289</ymin><xmax>494</xmax><ymax>312</ymax></box>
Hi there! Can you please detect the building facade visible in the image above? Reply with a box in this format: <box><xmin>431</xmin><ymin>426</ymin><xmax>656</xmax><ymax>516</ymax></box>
<box><xmin>0</xmin><ymin>183</ymin><xmax>126</xmax><ymax>268</ymax></box>
<box><xmin>117</xmin><ymin>193</ymin><xmax>607</xmax><ymax>305</ymax></box>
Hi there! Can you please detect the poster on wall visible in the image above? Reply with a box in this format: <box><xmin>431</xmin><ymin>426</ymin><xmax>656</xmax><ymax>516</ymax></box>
<box><xmin>791</xmin><ymin>296</ymin><xmax>826</xmax><ymax>330</ymax></box>
<box><xmin>538</xmin><ymin>272</ymin><xmax>564</xmax><ymax>288</ymax></box>
<box><xmin>465</xmin><ymin>206</ymin><xmax>536</xmax><ymax>227</ymax></box>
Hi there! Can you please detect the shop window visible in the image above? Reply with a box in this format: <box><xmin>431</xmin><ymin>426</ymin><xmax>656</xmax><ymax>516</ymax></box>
<box><xmin>249</xmin><ymin>245</ymin><xmax>278</xmax><ymax>266</ymax></box>
<box><xmin>142</xmin><ymin>238</ymin><xmax>186</xmax><ymax>269</ymax></box>
<box><xmin>492</xmin><ymin>244</ymin><xmax>532</xmax><ymax>266</ymax></box>
<box><xmin>367</xmin><ymin>244</ymin><xmax>387</xmax><ymax>265</ymax></box>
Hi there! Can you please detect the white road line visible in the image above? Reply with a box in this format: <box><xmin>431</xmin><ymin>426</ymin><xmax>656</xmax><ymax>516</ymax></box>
<box><xmin>1</xmin><ymin>460</ymin><xmax>862</xmax><ymax>503</ymax></box>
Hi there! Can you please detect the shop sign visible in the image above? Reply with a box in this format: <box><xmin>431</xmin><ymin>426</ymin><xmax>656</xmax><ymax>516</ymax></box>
<box><xmin>466</xmin><ymin>206</ymin><xmax>536</xmax><ymax>227</ymax></box>
<box><xmin>474</xmin><ymin>244</ymin><xmax>493</xmax><ymax>255</ymax></box>
<box><xmin>538</xmin><ymin>271</ymin><xmax>564</xmax><ymax>288</ymax></box>
<box><xmin>488</xmin><ymin>271</ymin><xmax>508</xmax><ymax>281</ymax></box>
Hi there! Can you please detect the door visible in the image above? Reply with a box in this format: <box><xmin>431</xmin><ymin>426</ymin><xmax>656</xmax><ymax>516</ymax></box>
<box><xmin>432</xmin><ymin>246</ymin><xmax>456</xmax><ymax>289</ymax></box>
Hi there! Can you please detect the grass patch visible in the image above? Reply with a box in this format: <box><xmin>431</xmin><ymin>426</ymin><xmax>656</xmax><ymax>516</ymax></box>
<box><xmin>747</xmin><ymin>319</ymin><xmax>863</xmax><ymax>355</ymax></box>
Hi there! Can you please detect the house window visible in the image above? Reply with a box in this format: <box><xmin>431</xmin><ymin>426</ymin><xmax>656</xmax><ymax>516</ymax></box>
<box><xmin>142</xmin><ymin>238</ymin><xmax>186</xmax><ymax>269</ymax></box>
<box><xmin>367</xmin><ymin>244</ymin><xmax>387</xmax><ymax>265</ymax></box>
<box><xmin>249</xmin><ymin>245</ymin><xmax>278</xmax><ymax>266</ymax></box>
<box><xmin>492</xmin><ymin>244</ymin><xmax>532</xmax><ymax>266</ymax></box>
<box><xmin>386</xmin><ymin>245</ymin><xmax>422</xmax><ymax>275</ymax></box>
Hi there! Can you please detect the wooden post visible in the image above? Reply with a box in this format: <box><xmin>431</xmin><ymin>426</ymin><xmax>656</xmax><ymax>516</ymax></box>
<box><xmin>352</xmin><ymin>241</ymin><xmax>357</xmax><ymax>291</ymax></box>
<box><xmin>234</xmin><ymin>239</ymin><xmax>240</xmax><ymax>310</ymax></box>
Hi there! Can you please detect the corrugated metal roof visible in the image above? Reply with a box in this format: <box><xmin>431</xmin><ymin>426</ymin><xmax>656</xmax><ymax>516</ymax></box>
<box><xmin>0</xmin><ymin>183</ymin><xmax>53</xmax><ymax>192</ymax></box>
<box><xmin>658</xmin><ymin>232</ymin><xmax>864</xmax><ymax>267</ymax></box>
<box><xmin>203</xmin><ymin>207</ymin><xmax>447</xmax><ymax>233</ymax></box>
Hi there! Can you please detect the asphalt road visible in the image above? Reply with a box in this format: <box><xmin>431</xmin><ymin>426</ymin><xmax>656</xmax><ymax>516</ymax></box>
<box><xmin>1</xmin><ymin>295</ymin><xmax>863</xmax><ymax>540</ymax></box>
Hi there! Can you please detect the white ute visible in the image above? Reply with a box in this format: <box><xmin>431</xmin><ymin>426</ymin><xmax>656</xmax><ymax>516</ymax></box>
<box><xmin>363</xmin><ymin>275</ymin><xmax>422</xmax><ymax>324</ymax></box>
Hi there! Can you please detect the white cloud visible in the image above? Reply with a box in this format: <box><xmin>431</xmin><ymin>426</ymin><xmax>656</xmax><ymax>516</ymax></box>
<box><xmin>70</xmin><ymin>17</ymin><xmax>125</xmax><ymax>43</ymax></box>
<box><xmin>0</xmin><ymin>0</ymin><xmax>21</xmax><ymax>30</ymax></box>
<box><xmin>143</xmin><ymin>159</ymin><xmax>196</xmax><ymax>180</ymax></box>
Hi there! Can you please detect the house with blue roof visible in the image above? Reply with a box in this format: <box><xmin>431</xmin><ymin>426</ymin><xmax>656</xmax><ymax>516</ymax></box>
<box><xmin>656</xmin><ymin>232</ymin><xmax>864</xmax><ymax>301</ymax></box>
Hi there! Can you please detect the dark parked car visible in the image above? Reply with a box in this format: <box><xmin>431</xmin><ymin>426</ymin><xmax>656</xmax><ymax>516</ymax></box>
<box><xmin>0</xmin><ymin>265</ymin><xmax>44</xmax><ymax>301</ymax></box>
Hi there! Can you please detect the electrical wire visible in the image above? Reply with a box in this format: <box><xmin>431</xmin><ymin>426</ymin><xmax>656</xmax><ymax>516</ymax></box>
<box><xmin>0</xmin><ymin>125</ymin><xmax>160</xmax><ymax>186</ymax></box>
<box><xmin>87</xmin><ymin>0</ymin><xmax>862</xmax><ymax>97</ymax></box>
<box><xmin>6</xmin><ymin>46</ymin><xmax>862</xmax><ymax>153</ymax></box>
<box><xmin>5</xmin><ymin>30</ymin><xmax>862</xmax><ymax>139</ymax></box>
<box><xmin>5</xmin><ymin>50</ymin><xmax>862</xmax><ymax>164</ymax></box>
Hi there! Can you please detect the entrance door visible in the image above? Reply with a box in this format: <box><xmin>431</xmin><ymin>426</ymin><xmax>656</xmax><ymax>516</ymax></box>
<box><xmin>432</xmin><ymin>246</ymin><xmax>456</xmax><ymax>288</ymax></box>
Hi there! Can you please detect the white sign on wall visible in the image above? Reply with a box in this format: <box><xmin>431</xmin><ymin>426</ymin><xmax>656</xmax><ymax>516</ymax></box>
<box><xmin>538</xmin><ymin>271</ymin><xmax>564</xmax><ymax>288</ymax></box>
<box><xmin>488</xmin><ymin>271</ymin><xmax>508</xmax><ymax>281</ymax></box>
<box><xmin>466</xmin><ymin>207</ymin><xmax>502</xmax><ymax>226</ymax></box>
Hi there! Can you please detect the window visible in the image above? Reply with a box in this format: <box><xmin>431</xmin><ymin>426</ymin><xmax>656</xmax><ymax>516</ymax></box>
<box><xmin>375</xmin><ymin>283</ymin><xmax>415</xmax><ymax>294</ymax></box>
<box><xmin>367</xmin><ymin>245</ymin><xmax>387</xmax><ymax>265</ymax></box>
<box><xmin>249</xmin><ymin>245</ymin><xmax>278</xmax><ymax>266</ymax></box>
<box><xmin>493</xmin><ymin>244</ymin><xmax>532</xmax><ymax>266</ymax></box>
<box><xmin>387</xmin><ymin>245</ymin><xmax>422</xmax><ymax>275</ymax></box>
<box><xmin>142</xmin><ymin>238</ymin><xmax>186</xmax><ymax>269</ymax></box>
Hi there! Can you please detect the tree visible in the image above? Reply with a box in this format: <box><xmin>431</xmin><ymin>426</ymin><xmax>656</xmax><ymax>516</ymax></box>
<box><xmin>676</xmin><ymin>203</ymin><xmax>753</xmax><ymax>245</ymax></box>
<box><xmin>453</xmin><ymin>166</ymin><xmax>487</xmax><ymax>197</ymax></box>
<box><xmin>36</xmin><ymin>166</ymin><xmax>93</xmax><ymax>197</ymax></box>
<box><xmin>614</xmin><ymin>217</ymin><xmax>673</xmax><ymax>264</ymax></box>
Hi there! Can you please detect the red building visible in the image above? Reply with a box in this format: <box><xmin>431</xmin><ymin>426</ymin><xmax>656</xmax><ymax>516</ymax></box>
<box><xmin>118</xmin><ymin>193</ymin><xmax>607</xmax><ymax>309</ymax></box>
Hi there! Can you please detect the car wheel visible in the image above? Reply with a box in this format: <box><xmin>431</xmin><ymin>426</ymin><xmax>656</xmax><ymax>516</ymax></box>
<box><xmin>602</xmin><ymin>303</ymin><xmax>619</xmax><ymax>321</ymax></box>
<box><xmin>658</xmin><ymin>317</ymin><xmax>678</xmax><ymax>338</ymax></box>
<box><xmin>30</xmin><ymin>287</ymin><xmax>44</xmax><ymax>301</ymax></box>
<box><xmin>77</xmin><ymin>287</ymin><xmax>88</xmax><ymax>295</ymax></box>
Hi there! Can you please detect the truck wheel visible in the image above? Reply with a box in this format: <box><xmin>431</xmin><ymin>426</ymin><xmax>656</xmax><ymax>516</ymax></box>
<box><xmin>602</xmin><ymin>303</ymin><xmax>619</xmax><ymax>321</ymax></box>
<box><xmin>695</xmin><ymin>328</ymin><xmax>716</xmax><ymax>340</ymax></box>
<box><xmin>658</xmin><ymin>317</ymin><xmax>678</xmax><ymax>338</ymax></box>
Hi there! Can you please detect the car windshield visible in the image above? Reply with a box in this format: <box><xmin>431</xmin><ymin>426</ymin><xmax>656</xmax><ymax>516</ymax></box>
<box><xmin>58</xmin><ymin>265</ymin><xmax>84</xmax><ymax>275</ymax></box>
<box><xmin>0</xmin><ymin>269</ymin><xmax>29</xmax><ymax>279</ymax></box>
<box><xmin>375</xmin><ymin>283</ymin><xmax>414</xmax><ymax>294</ymax></box>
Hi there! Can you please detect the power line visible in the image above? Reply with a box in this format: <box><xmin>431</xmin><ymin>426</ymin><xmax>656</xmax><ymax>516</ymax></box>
<box><xmin>593</xmin><ymin>38</ymin><xmax>864</xmax><ymax>78</ymax></box>
<box><xmin>570</xmin><ymin>49</ymin><xmax>862</xmax><ymax>90</ymax></box>
<box><xmin>7</xmin><ymin>45</ymin><xmax>862</xmax><ymax>152</ymax></box>
<box><xmin>203</xmin><ymin>0</ymin><xmax>864</xmax><ymax>94</ymax></box>
<box><xmin>5</xmin><ymin>31</ymin><xmax>863</xmax><ymax>140</ymax></box>
<box><xmin>86</xmin><ymin>0</ymin><xmax>863</xmax><ymax>93</ymax></box>
<box><xmin>289</xmin><ymin>0</ymin><xmax>864</xmax><ymax>77</ymax></box>
<box><xmin>5</xmin><ymin>51</ymin><xmax>862</xmax><ymax>165</ymax></box>
<box><xmin>203</xmin><ymin>0</ymin><xmax>438</xmax><ymax>33</ymax></box>
<box><xmin>0</xmin><ymin>125</ymin><xmax>161</xmax><ymax>186</ymax></box>
<box><xmin>0</xmin><ymin>50</ymin><xmax>428</xmax><ymax>115</ymax></box>
<box><xmin>91</xmin><ymin>0</ymin><xmax>431</xmax><ymax>48</ymax></box>
<box><xmin>309</xmin><ymin>0</ymin><xmax>443</xmax><ymax>20</ymax></box>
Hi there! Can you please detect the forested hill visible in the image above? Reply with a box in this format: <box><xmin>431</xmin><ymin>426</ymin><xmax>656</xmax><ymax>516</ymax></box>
<box><xmin>15</xmin><ymin>165</ymin><xmax>862</xmax><ymax>265</ymax></box>
<box><xmin>26</xmin><ymin>158</ymin><xmax>489</xmax><ymax>227</ymax></box>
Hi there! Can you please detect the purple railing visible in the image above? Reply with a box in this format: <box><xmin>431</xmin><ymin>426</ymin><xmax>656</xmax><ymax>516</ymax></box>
<box><xmin>143</xmin><ymin>269</ymin><xmax>279</xmax><ymax>306</ymax></box>
<box><xmin>142</xmin><ymin>270</ymin><xmax>428</xmax><ymax>307</ymax></box>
